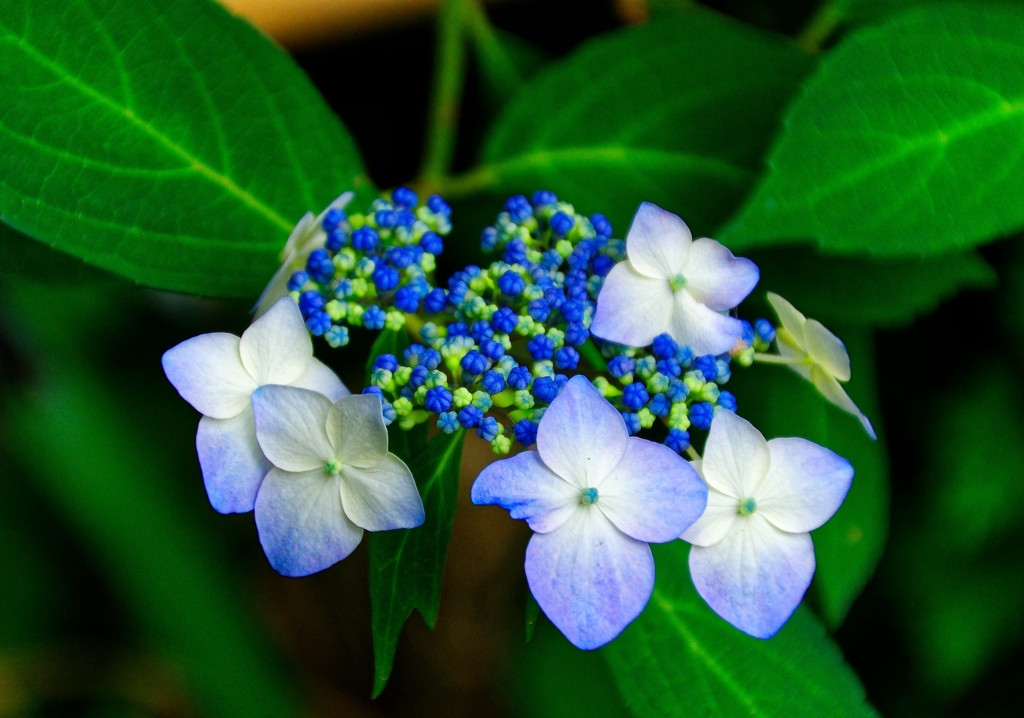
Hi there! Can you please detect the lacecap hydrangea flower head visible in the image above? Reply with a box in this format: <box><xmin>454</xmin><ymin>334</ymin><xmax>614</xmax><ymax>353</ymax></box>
<box><xmin>471</xmin><ymin>375</ymin><xmax>708</xmax><ymax>649</ymax></box>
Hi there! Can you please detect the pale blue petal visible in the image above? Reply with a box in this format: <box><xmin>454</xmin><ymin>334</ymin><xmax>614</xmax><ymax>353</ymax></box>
<box><xmin>239</xmin><ymin>298</ymin><xmax>311</xmax><ymax>386</ymax></box>
<box><xmin>339</xmin><ymin>453</ymin><xmax>425</xmax><ymax>531</ymax></box>
<box><xmin>680</xmin><ymin>486</ymin><xmax>739</xmax><ymax>547</ymax></box>
<box><xmin>196</xmin><ymin>410</ymin><xmax>269</xmax><ymax>514</ymax></box>
<box><xmin>537</xmin><ymin>376</ymin><xmax>629</xmax><ymax>490</ymax></box>
<box><xmin>682</xmin><ymin>237</ymin><xmax>759</xmax><ymax>312</ymax></box>
<box><xmin>590</xmin><ymin>262</ymin><xmax>673</xmax><ymax>348</ymax></box>
<box><xmin>471</xmin><ymin>450</ymin><xmax>578</xmax><ymax>533</ymax></box>
<box><xmin>670</xmin><ymin>290</ymin><xmax>745</xmax><ymax>357</ymax></box>
<box><xmin>598</xmin><ymin>437</ymin><xmax>708</xmax><ymax>542</ymax></box>
<box><xmin>689</xmin><ymin>515</ymin><xmax>814</xmax><ymax>639</ymax></box>
<box><xmin>326</xmin><ymin>393</ymin><xmax>388</xmax><ymax>468</ymax></box>
<box><xmin>162</xmin><ymin>332</ymin><xmax>254</xmax><ymax>419</ymax></box>
<box><xmin>758</xmin><ymin>437</ymin><xmax>853</xmax><ymax>533</ymax></box>
<box><xmin>252</xmin><ymin>385</ymin><xmax>334</xmax><ymax>472</ymax></box>
<box><xmin>293</xmin><ymin>358</ymin><xmax>350</xmax><ymax>402</ymax></box>
<box><xmin>526</xmin><ymin>509</ymin><xmax>654</xmax><ymax>650</ymax></box>
<box><xmin>255</xmin><ymin>468</ymin><xmax>363</xmax><ymax>577</ymax></box>
<box><xmin>624</xmin><ymin>202</ymin><xmax>691</xmax><ymax>278</ymax></box>
<box><xmin>702</xmin><ymin>411</ymin><xmax>770</xmax><ymax>500</ymax></box>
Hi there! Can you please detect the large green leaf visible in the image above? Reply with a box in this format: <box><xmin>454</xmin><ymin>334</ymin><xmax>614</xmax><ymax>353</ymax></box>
<box><xmin>469</xmin><ymin>11</ymin><xmax>814</xmax><ymax>232</ymax></box>
<box><xmin>602</xmin><ymin>542</ymin><xmax>877</xmax><ymax>718</ymax></box>
<box><xmin>722</xmin><ymin>3</ymin><xmax>1024</xmax><ymax>255</ymax></box>
<box><xmin>748</xmin><ymin>247</ymin><xmax>996</xmax><ymax>326</ymax></box>
<box><xmin>0</xmin><ymin>0</ymin><xmax>369</xmax><ymax>297</ymax></box>
<box><xmin>368</xmin><ymin>428</ymin><xmax>465</xmax><ymax>697</ymax></box>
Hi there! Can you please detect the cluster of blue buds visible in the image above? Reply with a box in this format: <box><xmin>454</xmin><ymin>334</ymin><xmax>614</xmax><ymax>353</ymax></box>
<box><xmin>295</xmin><ymin>189</ymin><xmax>779</xmax><ymax>457</ymax></box>
<box><xmin>287</xmin><ymin>187</ymin><xmax>453</xmax><ymax>347</ymax></box>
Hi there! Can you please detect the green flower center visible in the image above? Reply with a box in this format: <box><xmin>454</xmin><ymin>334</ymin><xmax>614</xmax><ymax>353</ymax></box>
<box><xmin>325</xmin><ymin>458</ymin><xmax>344</xmax><ymax>476</ymax></box>
<box><xmin>580</xmin><ymin>487</ymin><xmax>599</xmax><ymax>506</ymax></box>
<box><xmin>669</xmin><ymin>273</ymin><xmax>687</xmax><ymax>291</ymax></box>
<box><xmin>738</xmin><ymin>497</ymin><xmax>757</xmax><ymax>516</ymax></box>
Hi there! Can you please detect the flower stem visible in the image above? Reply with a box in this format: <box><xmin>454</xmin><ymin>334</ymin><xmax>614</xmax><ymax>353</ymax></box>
<box><xmin>686</xmin><ymin>446</ymin><xmax>701</xmax><ymax>462</ymax></box>
<box><xmin>419</xmin><ymin>0</ymin><xmax>469</xmax><ymax>190</ymax></box>
<box><xmin>795</xmin><ymin>0</ymin><xmax>848</xmax><ymax>53</ymax></box>
<box><xmin>753</xmin><ymin>352</ymin><xmax>807</xmax><ymax>366</ymax></box>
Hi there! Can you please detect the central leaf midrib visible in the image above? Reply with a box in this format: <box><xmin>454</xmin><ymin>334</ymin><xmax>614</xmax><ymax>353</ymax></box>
<box><xmin>0</xmin><ymin>22</ymin><xmax>293</xmax><ymax>233</ymax></box>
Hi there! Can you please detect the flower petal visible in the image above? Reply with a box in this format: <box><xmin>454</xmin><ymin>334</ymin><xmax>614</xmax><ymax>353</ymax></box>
<box><xmin>339</xmin><ymin>453</ymin><xmax>425</xmax><ymax>531</ymax></box>
<box><xmin>624</xmin><ymin>202</ymin><xmax>691</xmax><ymax>279</ymax></box>
<box><xmin>680</xmin><ymin>483</ymin><xmax>740</xmax><ymax>547</ymax></box>
<box><xmin>196</xmin><ymin>410</ymin><xmax>269</xmax><ymax>514</ymax></box>
<box><xmin>810</xmin><ymin>367</ymin><xmax>877</xmax><ymax>440</ymax></box>
<box><xmin>326</xmin><ymin>393</ymin><xmax>388</xmax><ymax>468</ymax></box>
<box><xmin>689</xmin><ymin>515</ymin><xmax>815</xmax><ymax>638</ymax></box>
<box><xmin>537</xmin><ymin>376</ymin><xmax>629</xmax><ymax>490</ymax></box>
<box><xmin>598</xmin><ymin>437</ymin><xmax>708</xmax><ymax>542</ymax></box>
<box><xmin>470</xmin><ymin>450</ymin><xmax>578</xmax><ymax>533</ymax></box>
<box><xmin>252</xmin><ymin>385</ymin><xmax>334</xmax><ymax>471</ymax></box>
<box><xmin>702</xmin><ymin>410</ymin><xmax>770</xmax><ymax>499</ymax></box>
<box><xmin>239</xmin><ymin>298</ymin><xmax>311</xmax><ymax>386</ymax></box>
<box><xmin>293</xmin><ymin>358</ymin><xmax>350</xmax><ymax>401</ymax></box>
<box><xmin>766</xmin><ymin>292</ymin><xmax>807</xmax><ymax>348</ymax></box>
<box><xmin>804</xmin><ymin>319</ymin><xmax>851</xmax><ymax>381</ymax></box>
<box><xmin>758</xmin><ymin>438</ymin><xmax>853</xmax><ymax>533</ymax></box>
<box><xmin>682</xmin><ymin>237</ymin><xmax>759</xmax><ymax>312</ymax></box>
<box><xmin>671</xmin><ymin>290</ymin><xmax>745</xmax><ymax>356</ymax></box>
<box><xmin>162</xmin><ymin>332</ymin><xmax>255</xmax><ymax>419</ymax></box>
<box><xmin>526</xmin><ymin>509</ymin><xmax>654</xmax><ymax>650</ymax></box>
<box><xmin>590</xmin><ymin>262</ymin><xmax>673</xmax><ymax>347</ymax></box>
<box><xmin>255</xmin><ymin>468</ymin><xmax>363</xmax><ymax>577</ymax></box>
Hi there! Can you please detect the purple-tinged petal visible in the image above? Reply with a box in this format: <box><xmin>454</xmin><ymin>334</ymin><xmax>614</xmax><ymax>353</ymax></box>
<box><xmin>162</xmin><ymin>332</ymin><xmax>254</xmax><ymax>419</ymax></box>
<box><xmin>624</xmin><ymin>202</ymin><xmax>691</xmax><ymax>279</ymax></box>
<box><xmin>339</xmin><ymin>453</ymin><xmax>424</xmax><ymax>531</ymax></box>
<box><xmin>682</xmin><ymin>237</ymin><xmax>759</xmax><ymax>312</ymax></box>
<box><xmin>526</xmin><ymin>509</ymin><xmax>654</xmax><ymax>650</ymax></box>
<box><xmin>252</xmin><ymin>385</ymin><xmax>334</xmax><ymax>471</ymax></box>
<box><xmin>471</xmin><ymin>450</ymin><xmax>578</xmax><ymax>533</ymax></box>
<box><xmin>810</xmin><ymin>367</ymin><xmax>877</xmax><ymax>440</ymax></box>
<box><xmin>689</xmin><ymin>515</ymin><xmax>814</xmax><ymax>638</ymax></box>
<box><xmin>537</xmin><ymin>376</ymin><xmax>629</xmax><ymax>490</ymax></box>
<box><xmin>702</xmin><ymin>411</ymin><xmax>770</xmax><ymax>500</ymax></box>
<box><xmin>758</xmin><ymin>438</ymin><xmax>853</xmax><ymax>533</ymax></box>
<box><xmin>293</xmin><ymin>358</ymin><xmax>350</xmax><ymax>402</ymax></box>
<box><xmin>670</xmin><ymin>291</ymin><xmax>745</xmax><ymax>357</ymax></box>
<box><xmin>255</xmin><ymin>468</ymin><xmax>363</xmax><ymax>577</ymax></box>
<box><xmin>591</xmin><ymin>262</ymin><xmax>673</xmax><ymax>347</ymax></box>
<box><xmin>680</xmin><ymin>484</ymin><xmax>740</xmax><ymax>547</ymax></box>
<box><xmin>598</xmin><ymin>437</ymin><xmax>708</xmax><ymax>543</ymax></box>
<box><xmin>239</xmin><ymin>298</ymin><xmax>311</xmax><ymax>386</ymax></box>
<box><xmin>196</xmin><ymin>410</ymin><xmax>269</xmax><ymax>514</ymax></box>
<box><xmin>326</xmin><ymin>393</ymin><xmax>388</xmax><ymax>468</ymax></box>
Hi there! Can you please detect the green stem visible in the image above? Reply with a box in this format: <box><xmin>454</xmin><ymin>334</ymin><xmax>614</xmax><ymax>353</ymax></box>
<box><xmin>795</xmin><ymin>0</ymin><xmax>848</xmax><ymax>53</ymax></box>
<box><xmin>752</xmin><ymin>352</ymin><xmax>809</xmax><ymax>366</ymax></box>
<box><xmin>686</xmin><ymin>446</ymin><xmax>701</xmax><ymax>462</ymax></box>
<box><xmin>419</xmin><ymin>0</ymin><xmax>469</xmax><ymax>190</ymax></box>
<box><xmin>462</xmin><ymin>0</ymin><xmax>523</xmax><ymax>95</ymax></box>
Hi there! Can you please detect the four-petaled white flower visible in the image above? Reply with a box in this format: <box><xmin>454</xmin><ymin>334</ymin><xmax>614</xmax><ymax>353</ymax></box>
<box><xmin>254</xmin><ymin>191</ymin><xmax>354</xmax><ymax>318</ymax></box>
<box><xmin>682</xmin><ymin>410</ymin><xmax>853</xmax><ymax>639</ymax></box>
<box><xmin>471</xmin><ymin>375</ymin><xmax>708</xmax><ymax>649</ymax></box>
<box><xmin>251</xmin><ymin>386</ymin><xmax>425</xmax><ymax>576</ymax></box>
<box><xmin>591</xmin><ymin>202</ymin><xmax>759</xmax><ymax>356</ymax></box>
<box><xmin>767</xmin><ymin>292</ymin><xmax>876</xmax><ymax>440</ymax></box>
<box><xmin>162</xmin><ymin>297</ymin><xmax>348</xmax><ymax>514</ymax></box>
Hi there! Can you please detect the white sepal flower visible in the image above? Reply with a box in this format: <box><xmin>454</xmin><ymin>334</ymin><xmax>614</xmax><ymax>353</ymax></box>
<box><xmin>767</xmin><ymin>292</ymin><xmax>876</xmax><ymax>439</ymax></box>
<box><xmin>471</xmin><ymin>376</ymin><xmax>708</xmax><ymax>649</ymax></box>
<box><xmin>254</xmin><ymin>191</ymin><xmax>354</xmax><ymax>318</ymax></box>
<box><xmin>251</xmin><ymin>386</ymin><xmax>424</xmax><ymax>577</ymax></box>
<box><xmin>162</xmin><ymin>297</ymin><xmax>348</xmax><ymax>513</ymax></box>
<box><xmin>591</xmin><ymin>202</ymin><xmax>759</xmax><ymax>355</ymax></box>
<box><xmin>682</xmin><ymin>411</ymin><xmax>853</xmax><ymax>638</ymax></box>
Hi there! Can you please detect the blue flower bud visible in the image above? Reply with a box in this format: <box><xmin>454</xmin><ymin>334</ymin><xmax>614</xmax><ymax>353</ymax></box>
<box><xmin>298</xmin><ymin>290</ymin><xmax>325</xmax><ymax>317</ymax></box>
<box><xmin>503</xmin><ymin>237</ymin><xmax>528</xmax><ymax>265</ymax></box>
<box><xmin>527</xmin><ymin>334</ymin><xmax>555</xmax><ymax>361</ymax></box>
<box><xmin>564</xmin><ymin>322</ymin><xmax>589</xmax><ymax>346</ymax></box>
<box><xmin>423</xmin><ymin>287</ymin><xmax>447</xmax><ymax>313</ymax></box>
<box><xmin>652</xmin><ymin>333</ymin><xmax>679</xmax><ymax>360</ymax></box>
<box><xmin>592</xmin><ymin>255</ymin><xmax>614</xmax><ymax>277</ymax></box>
<box><xmin>352</xmin><ymin>227</ymin><xmax>379</xmax><ymax>252</ymax></box>
<box><xmin>461</xmin><ymin>350</ymin><xmax>489</xmax><ymax>376</ymax></box>
<box><xmin>541</xmin><ymin>249</ymin><xmax>563</xmax><ymax>270</ymax></box>
<box><xmin>477</xmin><ymin>416</ymin><xmax>501</xmax><ymax>442</ymax></box>
<box><xmin>532</xmin><ymin>375</ymin><xmax>560</xmax><ymax>403</ymax></box>
<box><xmin>550</xmin><ymin>211</ymin><xmax>574</xmax><ymax>237</ymax></box>
<box><xmin>362</xmin><ymin>305</ymin><xmax>386</xmax><ymax>330</ymax></box>
<box><xmin>755</xmin><ymin>318</ymin><xmax>776</xmax><ymax>345</ymax></box>
<box><xmin>622</xmin><ymin>382</ymin><xmax>650</xmax><ymax>411</ymax></box>
<box><xmin>373</xmin><ymin>265</ymin><xmax>400</xmax><ymax>292</ymax></box>
<box><xmin>428</xmin><ymin>194</ymin><xmax>451</xmax><ymax>216</ymax></box>
<box><xmin>482</xmin><ymin>370</ymin><xmax>506</xmax><ymax>394</ymax></box>
<box><xmin>373</xmin><ymin>354</ymin><xmax>398</xmax><ymax>372</ymax></box>
<box><xmin>528</xmin><ymin>299</ymin><xmax>551</xmax><ymax>323</ymax></box>
<box><xmin>425</xmin><ymin>386</ymin><xmax>454</xmax><ymax>413</ymax></box>
<box><xmin>491</xmin><ymin>307</ymin><xmax>519</xmax><ymax>334</ymax></box>
<box><xmin>305</xmin><ymin>310</ymin><xmax>331</xmax><ymax>336</ymax></box>
<box><xmin>656</xmin><ymin>357</ymin><xmax>682</xmax><ymax>378</ymax></box>
<box><xmin>437</xmin><ymin>410</ymin><xmax>459</xmax><ymax>434</ymax></box>
<box><xmin>608</xmin><ymin>355</ymin><xmax>635</xmax><ymax>379</ymax></box>
<box><xmin>689</xmin><ymin>402</ymin><xmax>714</xmax><ymax>431</ymax></box>
<box><xmin>554</xmin><ymin>346</ymin><xmax>580</xmax><ymax>370</ymax></box>
<box><xmin>392</xmin><ymin>186</ymin><xmax>418</xmax><ymax>209</ymax></box>
<box><xmin>498</xmin><ymin>270</ymin><xmax>526</xmax><ymax>296</ymax></box>
<box><xmin>504</xmin><ymin>194</ymin><xmax>533</xmax><ymax>222</ymax></box>
<box><xmin>717</xmin><ymin>390</ymin><xmax>737</xmax><ymax>412</ymax></box>
<box><xmin>420</xmin><ymin>230</ymin><xmax>444</xmax><ymax>255</ymax></box>
<box><xmin>306</xmin><ymin>248</ymin><xmax>334</xmax><ymax>283</ymax></box>
<box><xmin>695</xmin><ymin>355</ymin><xmax>719</xmax><ymax>382</ymax></box>
<box><xmin>507</xmin><ymin>365</ymin><xmax>532</xmax><ymax>390</ymax></box>
<box><xmin>590</xmin><ymin>213</ymin><xmax>613</xmax><ymax>237</ymax></box>
<box><xmin>409</xmin><ymin>365</ymin><xmax>430</xmax><ymax>388</ymax></box>
<box><xmin>621</xmin><ymin>412</ymin><xmax>641</xmax><ymax>435</ymax></box>
<box><xmin>560</xmin><ymin>299</ymin><xmax>585</xmax><ymax>322</ymax></box>
<box><xmin>531</xmin><ymin>189</ymin><xmax>558</xmax><ymax>206</ymax></box>
<box><xmin>394</xmin><ymin>285</ymin><xmax>422</xmax><ymax>313</ymax></box>
<box><xmin>322</xmin><ymin>207</ymin><xmax>346</xmax><ymax>231</ymax></box>
<box><xmin>649</xmin><ymin>393</ymin><xmax>672</xmax><ymax>417</ymax></box>
<box><xmin>479</xmin><ymin>338</ymin><xmax>505</xmax><ymax>360</ymax></box>
<box><xmin>287</xmin><ymin>270</ymin><xmax>309</xmax><ymax>292</ymax></box>
<box><xmin>665</xmin><ymin>428</ymin><xmax>690</xmax><ymax>454</ymax></box>
<box><xmin>513</xmin><ymin>419</ymin><xmax>539</xmax><ymax>446</ymax></box>
<box><xmin>326</xmin><ymin>228</ymin><xmax>347</xmax><ymax>252</ymax></box>
<box><xmin>458</xmin><ymin>404</ymin><xmax>483</xmax><ymax>428</ymax></box>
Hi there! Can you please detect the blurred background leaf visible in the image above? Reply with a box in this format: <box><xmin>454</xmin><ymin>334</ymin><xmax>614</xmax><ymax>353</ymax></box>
<box><xmin>0</xmin><ymin>0</ymin><xmax>370</xmax><ymax>298</ymax></box>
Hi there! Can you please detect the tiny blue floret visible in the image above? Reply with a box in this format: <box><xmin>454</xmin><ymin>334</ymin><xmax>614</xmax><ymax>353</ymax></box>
<box><xmin>689</xmin><ymin>402</ymin><xmax>714</xmax><ymax>431</ymax></box>
<box><xmin>425</xmin><ymin>386</ymin><xmax>454</xmax><ymax>413</ymax></box>
<box><xmin>622</xmin><ymin>382</ymin><xmax>650</xmax><ymax>411</ymax></box>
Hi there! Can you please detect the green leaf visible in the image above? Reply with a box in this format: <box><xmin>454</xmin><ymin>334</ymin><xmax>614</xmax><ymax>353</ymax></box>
<box><xmin>722</xmin><ymin>3</ymin><xmax>1024</xmax><ymax>255</ymax></box>
<box><xmin>468</xmin><ymin>11</ymin><xmax>814</xmax><ymax>231</ymax></box>
<box><xmin>749</xmin><ymin>247</ymin><xmax>996</xmax><ymax>326</ymax></box>
<box><xmin>729</xmin><ymin>328</ymin><xmax>887</xmax><ymax>627</ymax></box>
<box><xmin>0</xmin><ymin>0</ymin><xmax>369</xmax><ymax>297</ymax></box>
<box><xmin>368</xmin><ymin>428</ymin><xmax>465</xmax><ymax>697</ymax></box>
<box><xmin>602</xmin><ymin>542</ymin><xmax>877</xmax><ymax>718</ymax></box>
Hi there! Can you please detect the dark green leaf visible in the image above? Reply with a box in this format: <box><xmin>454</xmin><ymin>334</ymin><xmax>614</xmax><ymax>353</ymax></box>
<box><xmin>749</xmin><ymin>247</ymin><xmax>996</xmax><ymax>326</ymax></box>
<box><xmin>728</xmin><ymin>327</ymin><xmax>887</xmax><ymax>627</ymax></box>
<box><xmin>0</xmin><ymin>0</ymin><xmax>369</xmax><ymax>297</ymax></box>
<box><xmin>722</xmin><ymin>3</ymin><xmax>1024</xmax><ymax>255</ymax></box>
<box><xmin>368</xmin><ymin>428</ymin><xmax>465</xmax><ymax>697</ymax></box>
<box><xmin>471</xmin><ymin>12</ymin><xmax>814</xmax><ymax>231</ymax></box>
<box><xmin>602</xmin><ymin>542</ymin><xmax>877</xmax><ymax>718</ymax></box>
